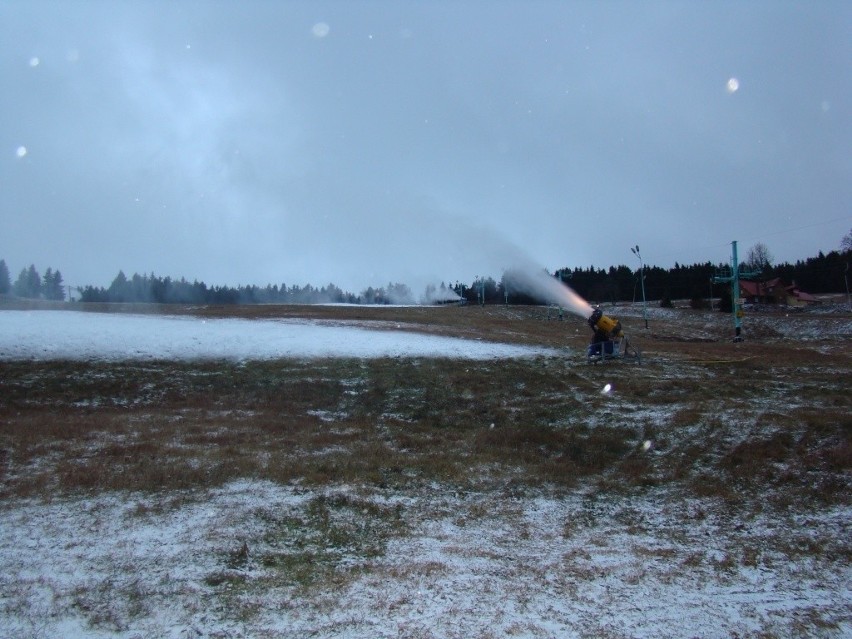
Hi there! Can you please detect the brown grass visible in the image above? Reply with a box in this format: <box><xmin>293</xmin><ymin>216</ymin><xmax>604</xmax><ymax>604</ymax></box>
<box><xmin>0</xmin><ymin>304</ymin><xmax>849</xmax><ymax>515</ymax></box>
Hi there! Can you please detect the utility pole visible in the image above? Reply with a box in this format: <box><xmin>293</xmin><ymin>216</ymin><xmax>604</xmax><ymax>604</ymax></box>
<box><xmin>631</xmin><ymin>245</ymin><xmax>648</xmax><ymax>329</ymax></box>
<box><xmin>845</xmin><ymin>263</ymin><xmax>851</xmax><ymax>312</ymax></box>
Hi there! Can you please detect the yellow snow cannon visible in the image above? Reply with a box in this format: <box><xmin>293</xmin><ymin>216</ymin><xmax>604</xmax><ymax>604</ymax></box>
<box><xmin>586</xmin><ymin>308</ymin><xmax>641</xmax><ymax>364</ymax></box>
<box><xmin>588</xmin><ymin>308</ymin><xmax>623</xmax><ymax>340</ymax></box>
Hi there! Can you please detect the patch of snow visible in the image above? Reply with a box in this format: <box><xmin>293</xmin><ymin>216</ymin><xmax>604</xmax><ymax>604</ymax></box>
<box><xmin>0</xmin><ymin>311</ymin><xmax>556</xmax><ymax>361</ymax></box>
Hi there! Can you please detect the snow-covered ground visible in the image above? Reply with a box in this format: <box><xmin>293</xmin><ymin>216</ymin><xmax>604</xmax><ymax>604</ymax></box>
<box><xmin>2</xmin><ymin>480</ymin><xmax>848</xmax><ymax>638</ymax></box>
<box><xmin>0</xmin><ymin>310</ymin><xmax>554</xmax><ymax>361</ymax></box>
<box><xmin>1</xmin><ymin>308</ymin><xmax>849</xmax><ymax>638</ymax></box>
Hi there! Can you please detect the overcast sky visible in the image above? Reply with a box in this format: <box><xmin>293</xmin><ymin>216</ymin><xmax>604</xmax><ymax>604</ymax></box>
<box><xmin>2</xmin><ymin>0</ymin><xmax>850</xmax><ymax>294</ymax></box>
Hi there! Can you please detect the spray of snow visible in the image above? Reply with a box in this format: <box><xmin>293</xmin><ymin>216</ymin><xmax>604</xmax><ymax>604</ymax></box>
<box><xmin>503</xmin><ymin>258</ymin><xmax>593</xmax><ymax>319</ymax></box>
<box><xmin>444</xmin><ymin>216</ymin><xmax>593</xmax><ymax>318</ymax></box>
<box><xmin>420</xmin><ymin>283</ymin><xmax>461</xmax><ymax>305</ymax></box>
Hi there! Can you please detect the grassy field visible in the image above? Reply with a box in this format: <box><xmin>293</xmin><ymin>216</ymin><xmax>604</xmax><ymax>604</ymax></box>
<box><xmin>1</xmin><ymin>302</ymin><xmax>850</xmax><ymax>638</ymax></box>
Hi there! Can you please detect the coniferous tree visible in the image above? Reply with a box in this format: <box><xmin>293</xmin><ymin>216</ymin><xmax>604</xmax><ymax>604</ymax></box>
<box><xmin>108</xmin><ymin>271</ymin><xmax>130</xmax><ymax>302</ymax></box>
<box><xmin>0</xmin><ymin>259</ymin><xmax>10</xmax><ymax>295</ymax></box>
<box><xmin>42</xmin><ymin>268</ymin><xmax>65</xmax><ymax>301</ymax></box>
<box><xmin>79</xmin><ymin>285</ymin><xmax>107</xmax><ymax>302</ymax></box>
<box><xmin>14</xmin><ymin>267</ymin><xmax>26</xmax><ymax>297</ymax></box>
<box><xmin>55</xmin><ymin>270</ymin><xmax>65</xmax><ymax>301</ymax></box>
<box><xmin>14</xmin><ymin>265</ymin><xmax>42</xmax><ymax>298</ymax></box>
<box><xmin>28</xmin><ymin>265</ymin><xmax>41</xmax><ymax>297</ymax></box>
<box><xmin>43</xmin><ymin>267</ymin><xmax>53</xmax><ymax>297</ymax></box>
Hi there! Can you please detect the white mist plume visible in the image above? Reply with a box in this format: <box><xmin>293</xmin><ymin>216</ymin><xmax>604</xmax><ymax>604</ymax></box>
<box><xmin>420</xmin><ymin>283</ymin><xmax>461</xmax><ymax>305</ymax></box>
<box><xmin>427</xmin><ymin>213</ymin><xmax>594</xmax><ymax>318</ymax></box>
<box><xmin>317</xmin><ymin>199</ymin><xmax>590</xmax><ymax>313</ymax></box>
<box><xmin>502</xmin><ymin>258</ymin><xmax>593</xmax><ymax>319</ymax></box>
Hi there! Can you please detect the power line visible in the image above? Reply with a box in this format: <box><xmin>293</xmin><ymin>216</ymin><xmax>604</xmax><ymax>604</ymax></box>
<box><xmin>652</xmin><ymin>214</ymin><xmax>852</xmax><ymax>265</ymax></box>
<box><xmin>740</xmin><ymin>214</ymin><xmax>852</xmax><ymax>244</ymax></box>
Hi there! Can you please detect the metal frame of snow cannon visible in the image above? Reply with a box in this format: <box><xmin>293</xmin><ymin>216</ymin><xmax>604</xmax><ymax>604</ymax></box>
<box><xmin>585</xmin><ymin>308</ymin><xmax>642</xmax><ymax>365</ymax></box>
<box><xmin>587</xmin><ymin>333</ymin><xmax>642</xmax><ymax>364</ymax></box>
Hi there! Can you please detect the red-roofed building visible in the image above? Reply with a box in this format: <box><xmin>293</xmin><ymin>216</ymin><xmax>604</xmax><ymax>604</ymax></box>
<box><xmin>740</xmin><ymin>278</ymin><xmax>819</xmax><ymax>307</ymax></box>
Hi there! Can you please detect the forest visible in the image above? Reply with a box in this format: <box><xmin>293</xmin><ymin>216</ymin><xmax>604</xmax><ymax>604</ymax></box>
<box><xmin>1</xmin><ymin>240</ymin><xmax>850</xmax><ymax>308</ymax></box>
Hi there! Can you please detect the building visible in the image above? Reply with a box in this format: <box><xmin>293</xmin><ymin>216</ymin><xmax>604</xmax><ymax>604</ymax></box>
<box><xmin>739</xmin><ymin>278</ymin><xmax>819</xmax><ymax>307</ymax></box>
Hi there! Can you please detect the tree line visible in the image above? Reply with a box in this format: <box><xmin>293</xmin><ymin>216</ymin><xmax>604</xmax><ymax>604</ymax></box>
<box><xmin>0</xmin><ymin>261</ymin><xmax>66</xmax><ymax>301</ymax></box>
<box><xmin>76</xmin><ymin>272</ymin><xmax>438</xmax><ymax>306</ymax></box>
<box><xmin>0</xmin><ymin>261</ymin><xmax>434</xmax><ymax>306</ymax></box>
<box><xmin>466</xmin><ymin>246</ymin><xmax>851</xmax><ymax>307</ymax></box>
<box><xmin>563</xmin><ymin>248</ymin><xmax>851</xmax><ymax>307</ymax></box>
<box><xmin>2</xmin><ymin>237</ymin><xmax>849</xmax><ymax>308</ymax></box>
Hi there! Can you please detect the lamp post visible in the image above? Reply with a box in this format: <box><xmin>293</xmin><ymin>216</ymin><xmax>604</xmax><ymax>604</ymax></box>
<box><xmin>474</xmin><ymin>276</ymin><xmax>484</xmax><ymax>306</ymax></box>
<box><xmin>556</xmin><ymin>269</ymin><xmax>571</xmax><ymax>320</ymax></box>
<box><xmin>631</xmin><ymin>245</ymin><xmax>648</xmax><ymax>329</ymax></box>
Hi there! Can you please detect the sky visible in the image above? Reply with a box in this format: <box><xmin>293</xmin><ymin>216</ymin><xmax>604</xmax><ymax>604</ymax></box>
<box><xmin>1</xmin><ymin>0</ymin><xmax>850</xmax><ymax>295</ymax></box>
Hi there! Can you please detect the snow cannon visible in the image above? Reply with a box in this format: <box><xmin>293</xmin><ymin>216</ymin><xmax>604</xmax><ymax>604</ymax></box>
<box><xmin>586</xmin><ymin>308</ymin><xmax>641</xmax><ymax>364</ymax></box>
<box><xmin>588</xmin><ymin>308</ymin><xmax>623</xmax><ymax>340</ymax></box>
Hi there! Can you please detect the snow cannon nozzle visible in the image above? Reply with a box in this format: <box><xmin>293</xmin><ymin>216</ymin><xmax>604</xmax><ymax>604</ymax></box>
<box><xmin>588</xmin><ymin>308</ymin><xmax>603</xmax><ymax>328</ymax></box>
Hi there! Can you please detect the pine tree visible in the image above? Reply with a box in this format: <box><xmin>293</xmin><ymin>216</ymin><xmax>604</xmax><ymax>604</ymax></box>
<box><xmin>0</xmin><ymin>259</ymin><xmax>10</xmax><ymax>295</ymax></box>
<box><xmin>43</xmin><ymin>268</ymin><xmax>65</xmax><ymax>301</ymax></box>
<box><xmin>54</xmin><ymin>270</ymin><xmax>66</xmax><ymax>301</ymax></box>
<box><xmin>13</xmin><ymin>268</ymin><xmax>26</xmax><ymax>297</ymax></box>
<box><xmin>108</xmin><ymin>270</ymin><xmax>129</xmax><ymax>302</ymax></box>
<box><xmin>43</xmin><ymin>268</ymin><xmax>54</xmax><ymax>299</ymax></box>
<box><xmin>14</xmin><ymin>265</ymin><xmax>42</xmax><ymax>298</ymax></box>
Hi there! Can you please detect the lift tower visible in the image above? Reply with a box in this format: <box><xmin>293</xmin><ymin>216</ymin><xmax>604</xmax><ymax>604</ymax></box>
<box><xmin>712</xmin><ymin>240</ymin><xmax>761</xmax><ymax>342</ymax></box>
